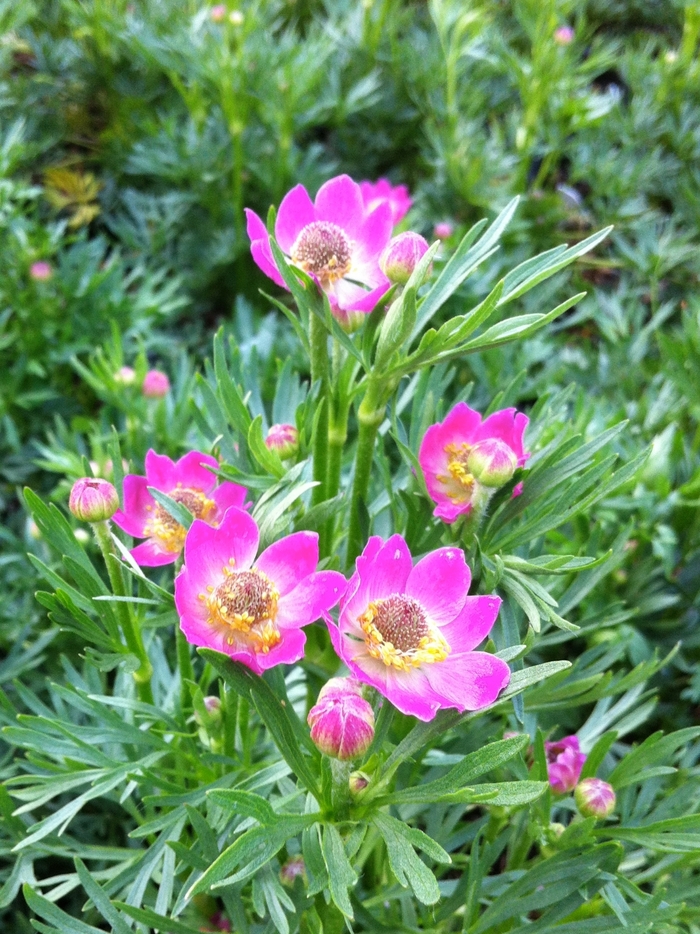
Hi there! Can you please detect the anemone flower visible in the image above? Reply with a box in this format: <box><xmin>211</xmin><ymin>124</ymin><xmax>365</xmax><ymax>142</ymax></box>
<box><xmin>359</xmin><ymin>178</ymin><xmax>412</xmax><ymax>225</ymax></box>
<box><xmin>113</xmin><ymin>450</ymin><xmax>249</xmax><ymax>567</ymax></box>
<box><xmin>326</xmin><ymin>534</ymin><xmax>510</xmax><ymax>721</ymax></box>
<box><xmin>174</xmin><ymin>507</ymin><xmax>346</xmax><ymax>674</ymax></box>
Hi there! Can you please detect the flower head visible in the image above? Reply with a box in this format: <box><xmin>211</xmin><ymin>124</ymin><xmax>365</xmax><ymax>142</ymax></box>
<box><xmin>245</xmin><ymin>174</ymin><xmax>393</xmax><ymax>318</ymax></box>
<box><xmin>69</xmin><ymin>478</ymin><xmax>119</xmax><ymax>522</ymax></box>
<box><xmin>380</xmin><ymin>231</ymin><xmax>430</xmax><ymax>285</ymax></box>
<box><xmin>433</xmin><ymin>222</ymin><xmax>454</xmax><ymax>240</ymax></box>
<box><xmin>327</xmin><ymin>535</ymin><xmax>510</xmax><ymax>721</ymax></box>
<box><xmin>112</xmin><ymin>449</ymin><xmax>249</xmax><ymax>567</ymax></box>
<box><xmin>143</xmin><ymin>369</ymin><xmax>170</xmax><ymax>398</ymax></box>
<box><xmin>554</xmin><ymin>25</ymin><xmax>574</xmax><ymax>44</ymax></box>
<box><xmin>546</xmin><ymin>735</ymin><xmax>586</xmax><ymax>794</ymax></box>
<box><xmin>359</xmin><ymin>178</ymin><xmax>412</xmax><ymax>225</ymax></box>
<box><xmin>575</xmin><ymin>777</ymin><xmax>616</xmax><ymax>818</ymax></box>
<box><xmin>175</xmin><ymin>507</ymin><xmax>346</xmax><ymax>674</ymax></box>
<box><xmin>30</xmin><ymin>261</ymin><xmax>53</xmax><ymax>281</ymax></box>
<box><xmin>265</xmin><ymin>423</ymin><xmax>299</xmax><ymax>459</ymax></box>
<box><xmin>210</xmin><ymin>3</ymin><xmax>226</xmax><ymax>20</ymax></box>
<box><xmin>418</xmin><ymin>403</ymin><xmax>530</xmax><ymax>523</ymax></box>
<box><xmin>307</xmin><ymin>677</ymin><xmax>375</xmax><ymax>760</ymax></box>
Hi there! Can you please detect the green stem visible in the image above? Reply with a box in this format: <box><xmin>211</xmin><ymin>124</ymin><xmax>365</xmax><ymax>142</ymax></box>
<box><xmin>330</xmin><ymin>758</ymin><xmax>353</xmax><ymax>820</ymax></box>
<box><xmin>460</xmin><ymin>486</ymin><xmax>494</xmax><ymax>547</ymax></box>
<box><xmin>310</xmin><ymin>313</ymin><xmax>331</xmax><ymax>553</ymax></box>
<box><xmin>92</xmin><ymin>521</ymin><xmax>153</xmax><ymax>703</ymax></box>
<box><xmin>346</xmin><ymin>378</ymin><xmax>386</xmax><ymax>566</ymax></box>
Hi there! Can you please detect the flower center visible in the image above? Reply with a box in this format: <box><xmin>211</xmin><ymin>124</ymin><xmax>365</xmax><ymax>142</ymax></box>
<box><xmin>359</xmin><ymin>594</ymin><xmax>450</xmax><ymax>671</ymax></box>
<box><xmin>436</xmin><ymin>442</ymin><xmax>476</xmax><ymax>503</ymax></box>
<box><xmin>203</xmin><ymin>567</ymin><xmax>281</xmax><ymax>654</ymax></box>
<box><xmin>145</xmin><ymin>487</ymin><xmax>216</xmax><ymax>553</ymax></box>
<box><xmin>290</xmin><ymin>221</ymin><xmax>352</xmax><ymax>283</ymax></box>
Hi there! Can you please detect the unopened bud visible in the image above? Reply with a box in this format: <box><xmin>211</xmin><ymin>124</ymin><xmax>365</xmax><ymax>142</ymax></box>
<box><xmin>433</xmin><ymin>222</ymin><xmax>453</xmax><ymax>240</ymax></box>
<box><xmin>379</xmin><ymin>232</ymin><xmax>430</xmax><ymax>285</ymax></box>
<box><xmin>210</xmin><ymin>3</ymin><xmax>226</xmax><ymax>20</ymax></box>
<box><xmin>349</xmin><ymin>770</ymin><xmax>370</xmax><ymax>795</ymax></box>
<box><xmin>115</xmin><ymin>366</ymin><xmax>136</xmax><ymax>386</ymax></box>
<box><xmin>575</xmin><ymin>778</ymin><xmax>616</xmax><ymax>819</ymax></box>
<box><xmin>69</xmin><ymin>478</ymin><xmax>119</xmax><ymax>522</ymax></box>
<box><xmin>554</xmin><ymin>25</ymin><xmax>574</xmax><ymax>44</ymax></box>
<box><xmin>30</xmin><ymin>261</ymin><xmax>53</xmax><ymax>281</ymax></box>
<box><xmin>280</xmin><ymin>856</ymin><xmax>305</xmax><ymax>886</ymax></box>
<box><xmin>466</xmin><ymin>439</ymin><xmax>517</xmax><ymax>488</ymax></box>
<box><xmin>307</xmin><ymin>678</ymin><xmax>375</xmax><ymax>761</ymax></box>
<box><xmin>143</xmin><ymin>369</ymin><xmax>170</xmax><ymax>398</ymax></box>
<box><xmin>265</xmin><ymin>424</ymin><xmax>299</xmax><ymax>459</ymax></box>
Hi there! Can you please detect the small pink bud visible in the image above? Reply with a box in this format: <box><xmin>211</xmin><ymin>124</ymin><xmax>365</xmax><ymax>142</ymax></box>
<box><xmin>554</xmin><ymin>25</ymin><xmax>574</xmax><ymax>45</ymax></box>
<box><xmin>210</xmin><ymin>4</ymin><xmax>226</xmax><ymax>21</ymax></box>
<box><xmin>433</xmin><ymin>222</ymin><xmax>453</xmax><ymax>240</ymax></box>
<box><xmin>30</xmin><ymin>261</ymin><xmax>53</xmax><ymax>281</ymax></box>
<box><xmin>142</xmin><ymin>369</ymin><xmax>170</xmax><ymax>398</ymax></box>
<box><xmin>379</xmin><ymin>231</ymin><xmax>430</xmax><ymax>285</ymax></box>
<box><xmin>69</xmin><ymin>478</ymin><xmax>119</xmax><ymax>522</ymax></box>
<box><xmin>575</xmin><ymin>778</ymin><xmax>616</xmax><ymax>818</ymax></box>
<box><xmin>545</xmin><ymin>735</ymin><xmax>586</xmax><ymax>794</ymax></box>
<box><xmin>307</xmin><ymin>678</ymin><xmax>375</xmax><ymax>761</ymax></box>
<box><xmin>466</xmin><ymin>438</ymin><xmax>517</xmax><ymax>488</ymax></box>
<box><xmin>265</xmin><ymin>423</ymin><xmax>299</xmax><ymax>459</ymax></box>
<box><xmin>280</xmin><ymin>855</ymin><xmax>305</xmax><ymax>886</ymax></box>
<box><xmin>349</xmin><ymin>770</ymin><xmax>370</xmax><ymax>794</ymax></box>
<box><xmin>115</xmin><ymin>366</ymin><xmax>136</xmax><ymax>386</ymax></box>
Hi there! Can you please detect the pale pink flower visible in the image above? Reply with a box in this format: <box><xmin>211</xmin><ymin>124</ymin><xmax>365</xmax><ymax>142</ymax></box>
<box><xmin>113</xmin><ymin>449</ymin><xmax>249</xmax><ymax>566</ymax></box>
<box><xmin>418</xmin><ymin>403</ymin><xmax>530</xmax><ymax>523</ymax></box>
<box><xmin>554</xmin><ymin>25</ymin><xmax>574</xmax><ymax>45</ymax></box>
<box><xmin>174</xmin><ymin>507</ymin><xmax>346</xmax><ymax>674</ymax></box>
<box><xmin>245</xmin><ymin>174</ymin><xmax>393</xmax><ymax>318</ymax></box>
<box><xmin>359</xmin><ymin>178</ymin><xmax>412</xmax><ymax>226</ymax></box>
<box><xmin>30</xmin><ymin>261</ymin><xmax>53</xmax><ymax>281</ymax></box>
<box><xmin>327</xmin><ymin>535</ymin><xmax>510</xmax><ymax>721</ymax></box>
<box><xmin>210</xmin><ymin>4</ymin><xmax>226</xmax><ymax>21</ymax></box>
<box><xmin>433</xmin><ymin>222</ymin><xmax>454</xmax><ymax>240</ymax></box>
<box><xmin>142</xmin><ymin>369</ymin><xmax>170</xmax><ymax>398</ymax></box>
<box><xmin>546</xmin><ymin>735</ymin><xmax>586</xmax><ymax>794</ymax></box>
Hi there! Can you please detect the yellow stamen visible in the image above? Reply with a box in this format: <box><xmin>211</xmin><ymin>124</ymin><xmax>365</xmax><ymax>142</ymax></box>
<box><xmin>358</xmin><ymin>594</ymin><xmax>449</xmax><ymax>672</ymax></box>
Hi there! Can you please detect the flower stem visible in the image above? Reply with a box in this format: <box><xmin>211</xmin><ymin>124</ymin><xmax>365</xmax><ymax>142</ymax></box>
<box><xmin>330</xmin><ymin>758</ymin><xmax>353</xmax><ymax>819</ymax></box>
<box><xmin>92</xmin><ymin>520</ymin><xmax>153</xmax><ymax>703</ymax></box>
<box><xmin>346</xmin><ymin>378</ymin><xmax>386</xmax><ymax>565</ymax></box>
<box><xmin>309</xmin><ymin>313</ymin><xmax>331</xmax><ymax>551</ymax></box>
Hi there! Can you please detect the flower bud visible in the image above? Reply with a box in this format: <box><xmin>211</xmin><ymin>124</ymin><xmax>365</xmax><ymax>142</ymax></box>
<box><xmin>228</xmin><ymin>9</ymin><xmax>243</xmax><ymax>24</ymax></box>
<box><xmin>379</xmin><ymin>231</ymin><xmax>430</xmax><ymax>285</ymax></box>
<box><xmin>143</xmin><ymin>369</ymin><xmax>170</xmax><ymax>398</ymax></box>
<box><xmin>433</xmin><ymin>222</ymin><xmax>453</xmax><ymax>240</ymax></box>
<box><xmin>280</xmin><ymin>856</ymin><xmax>305</xmax><ymax>886</ymax></box>
<box><xmin>545</xmin><ymin>735</ymin><xmax>586</xmax><ymax>794</ymax></box>
<box><xmin>307</xmin><ymin>678</ymin><xmax>375</xmax><ymax>761</ymax></box>
<box><xmin>265</xmin><ymin>423</ymin><xmax>299</xmax><ymax>459</ymax></box>
<box><xmin>69</xmin><ymin>478</ymin><xmax>119</xmax><ymax>522</ymax></box>
<box><xmin>349</xmin><ymin>770</ymin><xmax>370</xmax><ymax>795</ymax></box>
<box><xmin>114</xmin><ymin>366</ymin><xmax>136</xmax><ymax>386</ymax></box>
<box><xmin>30</xmin><ymin>261</ymin><xmax>53</xmax><ymax>281</ymax></box>
<box><xmin>575</xmin><ymin>778</ymin><xmax>616</xmax><ymax>819</ymax></box>
<box><xmin>554</xmin><ymin>25</ymin><xmax>574</xmax><ymax>44</ymax></box>
<box><xmin>466</xmin><ymin>438</ymin><xmax>517</xmax><ymax>488</ymax></box>
<box><xmin>210</xmin><ymin>3</ymin><xmax>226</xmax><ymax>20</ymax></box>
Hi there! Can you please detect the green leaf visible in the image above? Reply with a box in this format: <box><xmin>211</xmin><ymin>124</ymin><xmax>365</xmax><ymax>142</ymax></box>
<box><xmin>375</xmin><ymin>284</ymin><xmax>417</xmax><ymax>366</ymax></box>
<box><xmin>22</xmin><ymin>884</ymin><xmax>107</xmax><ymax>934</ymax></box>
<box><xmin>147</xmin><ymin>487</ymin><xmax>194</xmax><ymax>531</ymax></box>
<box><xmin>248</xmin><ymin>415</ymin><xmax>285</xmax><ymax>477</ymax></box>
<box><xmin>321</xmin><ymin>823</ymin><xmax>358</xmax><ymax>919</ymax></box>
<box><xmin>74</xmin><ymin>859</ymin><xmax>132</xmax><ymax>934</ymax></box>
<box><xmin>207</xmin><ymin>789</ymin><xmax>277</xmax><ymax>824</ymax></box>
<box><xmin>373</xmin><ymin>812</ymin><xmax>449</xmax><ymax>905</ymax></box>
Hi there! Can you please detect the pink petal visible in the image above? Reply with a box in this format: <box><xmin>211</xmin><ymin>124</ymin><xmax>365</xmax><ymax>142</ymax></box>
<box><xmin>251</xmin><ymin>238</ymin><xmax>286</xmax><ymax>288</ymax></box>
<box><xmin>130</xmin><ymin>539</ymin><xmax>178</xmax><ymax>567</ymax></box>
<box><xmin>276</xmin><ymin>570</ymin><xmax>347</xmax><ymax>628</ymax></box>
<box><xmin>172</xmin><ymin>451</ymin><xmax>219</xmax><ymax>492</ymax></box>
<box><xmin>331</xmin><ymin>277</ymin><xmax>391</xmax><ymax>313</ymax></box>
<box><xmin>418</xmin><ymin>422</ymin><xmax>453</xmax><ymax>477</ymax></box>
<box><xmin>314</xmin><ymin>175</ymin><xmax>364</xmax><ymax>239</ymax></box>
<box><xmin>275</xmin><ymin>184</ymin><xmax>316</xmax><ymax>253</ymax></box>
<box><xmin>245</xmin><ymin>207</ymin><xmax>268</xmax><ymax>242</ymax></box>
<box><xmin>439</xmin><ymin>595</ymin><xmax>502</xmax><ymax>651</ymax></box>
<box><xmin>144</xmin><ymin>450</ymin><xmax>177</xmax><ymax>491</ymax></box>
<box><xmin>256</xmin><ymin>531</ymin><xmax>320</xmax><ymax>597</ymax></box>
<box><xmin>174</xmin><ymin>565</ymin><xmax>208</xmax><ymax>625</ymax></box>
<box><xmin>183</xmin><ymin>508</ymin><xmax>259</xmax><ymax>591</ymax></box>
<box><xmin>477</xmin><ymin>409</ymin><xmax>530</xmax><ymax>464</ymax></box>
<box><xmin>340</xmin><ymin>535</ymin><xmax>384</xmax><ymax>613</ymax></box>
<box><xmin>423</xmin><ymin>652</ymin><xmax>510</xmax><ymax>711</ymax></box>
<box><xmin>112</xmin><ymin>475</ymin><xmax>154</xmax><ymax>537</ymax></box>
<box><xmin>211</xmin><ymin>482</ymin><xmax>250</xmax><ymax>518</ymax></box>
<box><xmin>256</xmin><ymin>627</ymin><xmax>308</xmax><ymax>671</ymax></box>
<box><xmin>433</xmin><ymin>500</ymin><xmax>472</xmax><ymax>523</ymax></box>
<box><xmin>343</xmin><ymin>534</ymin><xmax>412</xmax><ymax>621</ymax></box>
<box><xmin>383</xmin><ymin>667</ymin><xmax>444</xmax><ymax>721</ymax></box>
<box><xmin>405</xmin><ymin>548</ymin><xmax>471</xmax><ymax>625</ymax></box>
<box><xmin>353</xmin><ymin>201</ymin><xmax>394</xmax><ymax>266</ymax></box>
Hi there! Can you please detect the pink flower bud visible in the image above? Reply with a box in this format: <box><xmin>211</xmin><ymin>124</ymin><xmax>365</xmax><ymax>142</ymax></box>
<box><xmin>115</xmin><ymin>366</ymin><xmax>136</xmax><ymax>386</ymax></box>
<box><xmin>265</xmin><ymin>423</ymin><xmax>299</xmax><ymax>459</ymax></box>
<box><xmin>433</xmin><ymin>222</ymin><xmax>453</xmax><ymax>240</ymax></box>
<box><xmin>466</xmin><ymin>438</ymin><xmax>518</xmax><ymax>488</ymax></box>
<box><xmin>545</xmin><ymin>735</ymin><xmax>586</xmax><ymax>794</ymax></box>
<box><xmin>143</xmin><ymin>369</ymin><xmax>170</xmax><ymax>398</ymax></box>
<box><xmin>210</xmin><ymin>4</ymin><xmax>226</xmax><ymax>21</ymax></box>
<box><xmin>379</xmin><ymin>231</ymin><xmax>430</xmax><ymax>285</ymax></box>
<box><xmin>69</xmin><ymin>478</ymin><xmax>119</xmax><ymax>522</ymax></box>
<box><xmin>349</xmin><ymin>770</ymin><xmax>370</xmax><ymax>794</ymax></box>
<box><xmin>307</xmin><ymin>678</ymin><xmax>375</xmax><ymax>761</ymax></box>
<box><xmin>280</xmin><ymin>855</ymin><xmax>305</xmax><ymax>886</ymax></box>
<box><xmin>30</xmin><ymin>261</ymin><xmax>53</xmax><ymax>281</ymax></box>
<box><xmin>575</xmin><ymin>778</ymin><xmax>616</xmax><ymax>818</ymax></box>
<box><xmin>554</xmin><ymin>25</ymin><xmax>574</xmax><ymax>44</ymax></box>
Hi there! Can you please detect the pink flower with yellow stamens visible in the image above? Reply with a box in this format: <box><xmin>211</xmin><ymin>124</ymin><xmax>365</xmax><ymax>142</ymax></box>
<box><xmin>418</xmin><ymin>403</ymin><xmax>530</xmax><ymax>523</ymax></box>
<box><xmin>113</xmin><ymin>449</ymin><xmax>249</xmax><ymax>567</ymax></box>
<box><xmin>326</xmin><ymin>535</ymin><xmax>510</xmax><ymax>721</ymax></box>
<box><xmin>245</xmin><ymin>174</ymin><xmax>393</xmax><ymax>319</ymax></box>
<box><xmin>359</xmin><ymin>178</ymin><xmax>412</xmax><ymax>226</ymax></box>
<box><xmin>174</xmin><ymin>508</ymin><xmax>346</xmax><ymax>674</ymax></box>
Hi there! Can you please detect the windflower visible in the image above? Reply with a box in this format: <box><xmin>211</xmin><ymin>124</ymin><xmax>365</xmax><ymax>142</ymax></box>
<box><xmin>546</xmin><ymin>735</ymin><xmax>586</xmax><ymax>794</ymax></box>
<box><xmin>418</xmin><ymin>402</ymin><xmax>530</xmax><ymax>523</ymax></box>
<box><xmin>359</xmin><ymin>178</ymin><xmax>412</xmax><ymax>226</ymax></box>
<box><xmin>113</xmin><ymin>449</ymin><xmax>249</xmax><ymax>567</ymax></box>
<box><xmin>175</xmin><ymin>507</ymin><xmax>346</xmax><ymax>673</ymax></box>
<box><xmin>245</xmin><ymin>174</ymin><xmax>393</xmax><ymax>319</ymax></box>
<box><xmin>326</xmin><ymin>535</ymin><xmax>510</xmax><ymax>721</ymax></box>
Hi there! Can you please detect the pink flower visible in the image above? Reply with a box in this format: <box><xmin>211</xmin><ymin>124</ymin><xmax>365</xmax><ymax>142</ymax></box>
<box><xmin>546</xmin><ymin>735</ymin><xmax>587</xmax><ymax>794</ymax></box>
<box><xmin>359</xmin><ymin>178</ymin><xmax>412</xmax><ymax>225</ymax></box>
<box><xmin>418</xmin><ymin>403</ymin><xmax>530</xmax><ymax>523</ymax></box>
<box><xmin>113</xmin><ymin>449</ymin><xmax>249</xmax><ymax>566</ymax></box>
<box><xmin>142</xmin><ymin>369</ymin><xmax>170</xmax><ymax>398</ymax></box>
<box><xmin>554</xmin><ymin>25</ymin><xmax>574</xmax><ymax>45</ymax></box>
<box><xmin>30</xmin><ymin>261</ymin><xmax>53</xmax><ymax>281</ymax></box>
<box><xmin>307</xmin><ymin>677</ymin><xmax>375</xmax><ymax>760</ymax></box>
<box><xmin>245</xmin><ymin>174</ymin><xmax>393</xmax><ymax>318</ymax></box>
<box><xmin>210</xmin><ymin>3</ymin><xmax>226</xmax><ymax>20</ymax></box>
<box><xmin>174</xmin><ymin>507</ymin><xmax>346</xmax><ymax>674</ymax></box>
<box><xmin>326</xmin><ymin>535</ymin><xmax>510</xmax><ymax>721</ymax></box>
<box><xmin>433</xmin><ymin>222</ymin><xmax>453</xmax><ymax>240</ymax></box>
<box><xmin>114</xmin><ymin>366</ymin><xmax>136</xmax><ymax>386</ymax></box>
